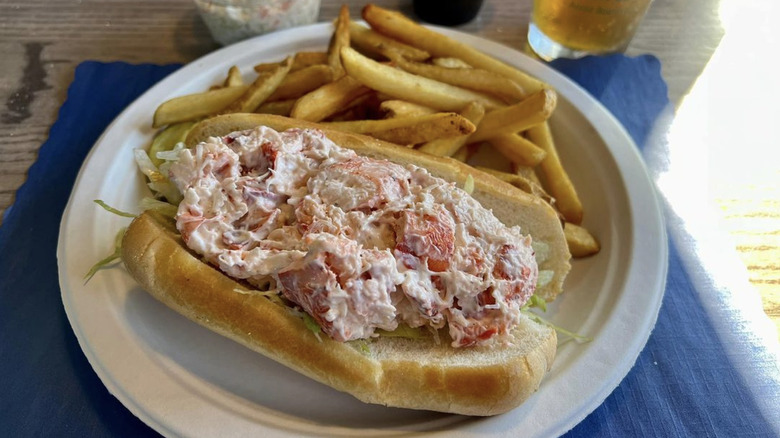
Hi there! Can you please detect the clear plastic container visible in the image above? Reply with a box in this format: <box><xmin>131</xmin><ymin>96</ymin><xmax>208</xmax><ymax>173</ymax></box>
<box><xmin>194</xmin><ymin>0</ymin><xmax>321</xmax><ymax>45</ymax></box>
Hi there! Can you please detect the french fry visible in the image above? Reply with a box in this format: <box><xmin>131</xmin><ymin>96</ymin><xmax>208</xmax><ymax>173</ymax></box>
<box><xmin>386</xmin><ymin>52</ymin><xmax>526</xmax><ymax>102</ymax></box>
<box><xmin>326</xmin><ymin>93</ymin><xmax>381</xmax><ymax>121</ymax></box>
<box><xmin>349</xmin><ymin>21</ymin><xmax>430</xmax><ymax>61</ymax></box>
<box><xmin>290</xmin><ymin>75</ymin><xmax>372</xmax><ymax>122</ymax></box>
<box><xmin>153</xmin><ymin>85</ymin><xmax>249</xmax><ymax>128</ymax></box>
<box><xmin>340</xmin><ymin>46</ymin><xmax>503</xmax><ymax>111</ymax></box>
<box><xmin>468</xmin><ymin>89</ymin><xmax>556</xmax><ymax>142</ymax></box>
<box><xmin>476</xmin><ymin>166</ymin><xmax>553</xmax><ymax>205</ymax></box>
<box><xmin>223</xmin><ymin>65</ymin><xmax>243</xmax><ymax>87</ymax></box>
<box><xmin>432</xmin><ymin>57</ymin><xmax>473</xmax><ymax>69</ymax></box>
<box><xmin>266</xmin><ymin>64</ymin><xmax>333</xmax><ymax>101</ymax></box>
<box><xmin>328</xmin><ymin>5</ymin><xmax>351</xmax><ymax>78</ymax></box>
<box><xmin>220</xmin><ymin>57</ymin><xmax>293</xmax><ymax>114</ymax></box>
<box><xmin>327</xmin><ymin>106</ymin><xmax>366</xmax><ymax>122</ymax></box>
<box><xmin>256</xmin><ymin>99</ymin><xmax>297</xmax><ymax>116</ymax></box>
<box><xmin>254</xmin><ymin>51</ymin><xmax>327</xmax><ymax>73</ymax></box>
<box><xmin>564</xmin><ymin>222</ymin><xmax>600</xmax><ymax>257</ymax></box>
<box><xmin>418</xmin><ymin>101</ymin><xmax>485</xmax><ymax>157</ymax></box>
<box><xmin>527</xmin><ymin>122</ymin><xmax>584</xmax><ymax>224</ymax></box>
<box><xmin>379</xmin><ymin>100</ymin><xmax>437</xmax><ymax>118</ymax></box>
<box><xmin>476</xmin><ymin>166</ymin><xmax>531</xmax><ymax>185</ymax></box>
<box><xmin>323</xmin><ymin>112</ymin><xmax>475</xmax><ymax>145</ymax></box>
<box><xmin>253</xmin><ymin>62</ymin><xmax>279</xmax><ymax>73</ymax></box>
<box><xmin>488</xmin><ymin>133</ymin><xmax>547</xmax><ymax>166</ymax></box>
<box><xmin>362</xmin><ymin>4</ymin><xmax>546</xmax><ymax>93</ymax></box>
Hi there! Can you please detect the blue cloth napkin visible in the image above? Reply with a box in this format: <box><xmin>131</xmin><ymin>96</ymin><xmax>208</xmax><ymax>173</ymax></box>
<box><xmin>0</xmin><ymin>57</ymin><xmax>776</xmax><ymax>437</ymax></box>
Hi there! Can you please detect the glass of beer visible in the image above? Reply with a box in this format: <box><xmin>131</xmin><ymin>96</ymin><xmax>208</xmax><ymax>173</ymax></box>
<box><xmin>528</xmin><ymin>0</ymin><xmax>652</xmax><ymax>60</ymax></box>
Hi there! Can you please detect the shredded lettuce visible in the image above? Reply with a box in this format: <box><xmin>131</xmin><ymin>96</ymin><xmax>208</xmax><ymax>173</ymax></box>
<box><xmin>284</xmin><ymin>305</ymin><xmax>324</xmax><ymax>341</ymax></box>
<box><xmin>302</xmin><ymin>313</ymin><xmax>323</xmax><ymax>342</ymax></box>
<box><xmin>93</xmin><ymin>199</ymin><xmax>135</xmax><ymax>218</ymax></box>
<box><xmin>85</xmin><ymin>200</ymin><xmax>134</xmax><ymax>282</ymax></box>
<box><xmin>155</xmin><ymin>142</ymin><xmax>186</xmax><ymax>162</ymax></box>
<box><xmin>525</xmin><ymin>293</ymin><xmax>548</xmax><ymax>312</ymax></box>
<box><xmin>350</xmin><ymin>339</ymin><xmax>371</xmax><ymax>354</ymax></box>
<box><xmin>134</xmin><ymin>149</ymin><xmax>183</xmax><ymax>205</ymax></box>
<box><xmin>236</xmin><ymin>288</ymin><xmax>280</xmax><ymax>297</ymax></box>
<box><xmin>522</xmin><ymin>293</ymin><xmax>592</xmax><ymax>344</ymax></box>
<box><xmin>375</xmin><ymin>324</ymin><xmax>425</xmax><ymax>339</ymax></box>
<box><xmin>139</xmin><ymin>197</ymin><xmax>178</xmax><ymax>218</ymax></box>
<box><xmin>134</xmin><ymin>149</ymin><xmax>166</xmax><ymax>182</ymax></box>
<box><xmin>84</xmin><ymin>227</ymin><xmax>126</xmax><ymax>282</ymax></box>
<box><xmin>264</xmin><ymin>292</ymin><xmax>286</xmax><ymax>307</ymax></box>
<box><xmin>463</xmin><ymin>174</ymin><xmax>475</xmax><ymax>194</ymax></box>
<box><xmin>522</xmin><ymin>310</ymin><xmax>593</xmax><ymax>344</ymax></box>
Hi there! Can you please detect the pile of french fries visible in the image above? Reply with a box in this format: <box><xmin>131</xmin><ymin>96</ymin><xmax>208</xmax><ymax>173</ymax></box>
<box><xmin>150</xmin><ymin>4</ymin><xmax>599</xmax><ymax>258</ymax></box>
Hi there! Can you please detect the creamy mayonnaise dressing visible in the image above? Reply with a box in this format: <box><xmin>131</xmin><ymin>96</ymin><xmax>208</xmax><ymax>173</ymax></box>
<box><xmin>169</xmin><ymin>126</ymin><xmax>538</xmax><ymax>347</ymax></box>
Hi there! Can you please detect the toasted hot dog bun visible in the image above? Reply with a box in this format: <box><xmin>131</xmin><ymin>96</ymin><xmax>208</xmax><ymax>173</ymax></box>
<box><xmin>122</xmin><ymin>114</ymin><xmax>567</xmax><ymax>415</ymax></box>
<box><xmin>123</xmin><ymin>212</ymin><xmax>557</xmax><ymax>416</ymax></box>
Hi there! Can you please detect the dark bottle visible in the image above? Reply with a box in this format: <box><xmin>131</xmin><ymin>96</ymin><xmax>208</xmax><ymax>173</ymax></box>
<box><xmin>413</xmin><ymin>0</ymin><xmax>485</xmax><ymax>26</ymax></box>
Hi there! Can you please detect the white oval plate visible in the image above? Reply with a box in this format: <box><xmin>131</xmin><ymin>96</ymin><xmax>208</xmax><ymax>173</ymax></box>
<box><xmin>58</xmin><ymin>23</ymin><xmax>667</xmax><ymax>438</ymax></box>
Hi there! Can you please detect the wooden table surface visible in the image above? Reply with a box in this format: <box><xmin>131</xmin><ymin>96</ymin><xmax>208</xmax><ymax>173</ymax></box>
<box><xmin>1</xmin><ymin>0</ymin><xmax>777</xmax><ymax>337</ymax></box>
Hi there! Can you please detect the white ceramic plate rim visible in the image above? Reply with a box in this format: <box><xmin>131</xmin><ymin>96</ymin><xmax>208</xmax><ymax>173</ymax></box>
<box><xmin>57</xmin><ymin>23</ymin><xmax>667</xmax><ymax>438</ymax></box>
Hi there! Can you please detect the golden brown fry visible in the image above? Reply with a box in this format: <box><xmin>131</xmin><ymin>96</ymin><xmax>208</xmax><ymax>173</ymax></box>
<box><xmin>255</xmin><ymin>99</ymin><xmax>297</xmax><ymax>116</ymax></box>
<box><xmin>564</xmin><ymin>222</ymin><xmax>600</xmax><ymax>257</ymax></box>
<box><xmin>418</xmin><ymin>102</ymin><xmax>485</xmax><ymax>157</ymax></box>
<box><xmin>293</xmin><ymin>52</ymin><xmax>328</xmax><ymax>68</ymax></box>
<box><xmin>476</xmin><ymin>166</ymin><xmax>530</xmax><ymax>185</ymax></box>
<box><xmin>153</xmin><ymin>85</ymin><xmax>249</xmax><ymax>128</ymax></box>
<box><xmin>326</xmin><ymin>93</ymin><xmax>382</xmax><ymax>121</ymax></box>
<box><xmin>208</xmin><ymin>66</ymin><xmax>242</xmax><ymax>90</ymax></box>
<box><xmin>386</xmin><ymin>52</ymin><xmax>525</xmax><ymax>102</ymax></box>
<box><xmin>290</xmin><ymin>75</ymin><xmax>372</xmax><ymax>122</ymax></box>
<box><xmin>323</xmin><ymin>112</ymin><xmax>475</xmax><ymax>145</ymax></box>
<box><xmin>362</xmin><ymin>4</ymin><xmax>546</xmax><ymax>93</ymax></box>
<box><xmin>349</xmin><ymin>21</ymin><xmax>430</xmax><ymax>61</ymax></box>
<box><xmin>379</xmin><ymin>100</ymin><xmax>437</xmax><ymax>118</ymax></box>
<box><xmin>266</xmin><ymin>64</ymin><xmax>333</xmax><ymax>101</ymax></box>
<box><xmin>223</xmin><ymin>65</ymin><xmax>244</xmax><ymax>87</ymax></box>
<box><xmin>327</xmin><ymin>103</ymin><xmax>370</xmax><ymax>122</ymax></box>
<box><xmin>432</xmin><ymin>57</ymin><xmax>473</xmax><ymax>69</ymax></box>
<box><xmin>254</xmin><ymin>52</ymin><xmax>327</xmax><ymax>73</ymax></box>
<box><xmin>253</xmin><ymin>62</ymin><xmax>279</xmax><ymax>73</ymax></box>
<box><xmin>488</xmin><ymin>133</ymin><xmax>547</xmax><ymax>166</ymax></box>
<box><xmin>340</xmin><ymin>46</ymin><xmax>503</xmax><ymax>111</ymax></box>
<box><xmin>219</xmin><ymin>57</ymin><xmax>293</xmax><ymax>114</ymax></box>
<box><xmin>527</xmin><ymin>122</ymin><xmax>584</xmax><ymax>224</ymax></box>
<box><xmin>469</xmin><ymin>89</ymin><xmax>556</xmax><ymax>142</ymax></box>
<box><xmin>294</xmin><ymin>51</ymin><xmax>329</xmax><ymax>68</ymax></box>
<box><xmin>476</xmin><ymin>165</ymin><xmax>553</xmax><ymax>205</ymax></box>
<box><xmin>328</xmin><ymin>5</ymin><xmax>351</xmax><ymax>78</ymax></box>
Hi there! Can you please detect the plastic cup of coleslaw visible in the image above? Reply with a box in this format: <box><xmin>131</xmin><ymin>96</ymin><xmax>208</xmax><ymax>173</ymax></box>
<box><xmin>194</xmin><ymin>0</ymin><xmax>321</xmax><ymax>45</ymax></box>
